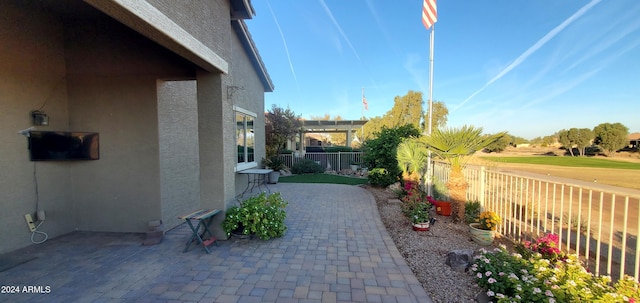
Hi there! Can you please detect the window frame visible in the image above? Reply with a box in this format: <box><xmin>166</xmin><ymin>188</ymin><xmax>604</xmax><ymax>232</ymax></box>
<box><xmin>234</xmin><ymin>106</ymin><xmax>258</xmax><ymax>172</ymax></box>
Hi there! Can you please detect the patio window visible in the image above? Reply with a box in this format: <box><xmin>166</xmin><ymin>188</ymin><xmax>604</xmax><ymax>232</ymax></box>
<box><xmin>235</xmin><ymin>107</ymin><xmax>256</xmax><ymax>171</ymax></box>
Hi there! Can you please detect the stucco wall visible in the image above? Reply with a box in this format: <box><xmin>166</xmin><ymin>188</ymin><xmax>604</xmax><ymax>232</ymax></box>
<box><xmin>1</xmin><ymin>0</ymin><xmax>268</xmax><ymax>253</ymax></box>
<box><xmin>158</xmin><ymin>80</ymin><xmax>200</xmax><ymax>230</ymax></box>
<box><xmin>228</xmin><ymin>28</ymin><xmax>268</xmax><ymax>195</ymax></box>
<box><xmin>0</xmin><ymin>2</ymin><xmax>76</xmax><ymax>254</ymax></box>
<box><xmin>64</xmin><ymin>16</ymin><xmax>196</xmax><ymax>232</ymax></box>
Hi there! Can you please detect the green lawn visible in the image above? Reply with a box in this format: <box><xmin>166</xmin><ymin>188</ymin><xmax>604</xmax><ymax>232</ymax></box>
<box><xmin>279</xmin><ymin>174</ymin><xmax>369</xmax><ymax>185</ymax></box>
<box><xmin>481</xmin><ymin>156</ymin><xmax>640</xmax><ymax>170</ymax></box>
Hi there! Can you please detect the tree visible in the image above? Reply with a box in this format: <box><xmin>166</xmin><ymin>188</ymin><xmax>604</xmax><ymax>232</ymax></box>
<box><xmin>386</xmin><ymin>90</ymin><xmax>423</xmax><ymax>129</ymax></box>
<box><xmin>484</xmin><ymin>133</ymin><xmax>511</xmax><ymax>153</ymax></box>
<box><xmin>593</xmin><ymin>122</ymin><xmax>629</xmax><ymax>157</ymax></box>
<box><xmin>574</xmin><ymin>128</ymin><xmax>593</xmax><ymax>156</ymax></box>
<box><xmin>265</xmin><ymin>105</ymin><xmax>303</xmax><ymax>158</ymax></box>
<box><xmin>422</xmin><ymin>100</ymin><xmax>448</xmax><ymax>131</ymax></box>
<box><xmin>422</xmin><ymin>125</ymin><xmax>506</xmax><ymax>222</ymax></box>
<box><xmin>558</xmin><ymin>129</ymin><xmax>575</xmax><ymax>156</ymax></box>
<box><xmin>362</xmin><ymin>124</ymin><xmax>421</xmax><ymax>186</ymax></box>
<box><xmin>359</xmin><ymin>91</ymin><xmax>449</xmax><ymax>141</ymax></box>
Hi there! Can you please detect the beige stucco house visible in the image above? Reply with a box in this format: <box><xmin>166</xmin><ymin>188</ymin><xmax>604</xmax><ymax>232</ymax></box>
<box><xmin>0</xmin><ymin>0</ymin><xmax>273</xmax><ymax>254</ymax></box>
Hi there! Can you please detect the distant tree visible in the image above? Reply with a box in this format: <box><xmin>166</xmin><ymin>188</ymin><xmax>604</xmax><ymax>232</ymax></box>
<box><xmin>530</xmin><ymin>135</ymin><xmax>557</xmax><ymax>147</ymax></box>
<box><xmin>511</xmin><ymin>136</ymin><xmax>529</xmax><ymax>146</ymax></box>
<box><xmin>360</xmin><ymin>91</ymin><xmax>448</xmax><ymax>140</ymax></box>
<box><xmin>574</xmin><ymin>128</ymin><xmax>593</xmax><ymax>156</ymax></box>
<box><xmin>593</xmin><ymin>122</ymin><xmax>629</xmax><ymax>157</ymax></box>
<box><xmin>484</xmin><ymin>133</ymin><xmax>511</xmax><ymax>153</ymax></box>
<box><xmin>422</xmin><ymin>100</ymin><xmax>449</xmax><ymax>131</ymax></box>
<box><xmin>265</xmin><ymin>105</ymin><xmax>303</xmax><ymax>158</ymax></box>
<box><xmin>362</xmin><ymin>124</ymin><xmax>421</xmax><ymax>186</ymax></box>
<box><xmin>386</xmin><ymin>90</ymin><xmax>423</xmax><ymax>129</ymax></box>
<box><xmin>558</xmin><ymin>129</ymin><xmax>574</xmax><ymax>156</ymax></box>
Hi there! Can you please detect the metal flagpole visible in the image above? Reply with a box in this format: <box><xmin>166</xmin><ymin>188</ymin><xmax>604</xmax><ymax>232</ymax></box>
<box><xmin>426</xmin><ymin>25</ymin><xmax>435</xmax><ymax>197</ymax></box>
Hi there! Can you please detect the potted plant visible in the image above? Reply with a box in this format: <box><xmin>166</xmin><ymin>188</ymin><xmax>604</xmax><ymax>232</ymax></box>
<box><xmin>408</xmin><ymin>202</ymin><xmax>431</xmax><ymax>231</ymax></box>
<box><xmin>349</xmin><ymin>160</ymin><xmax>359</xmax><ymax>172</ymax></box>
<box><xmin>222</xmin><ymin>192</ymin><xmax>288</xmax><ymax>240</ymax></box>
<box><xmin>427</xmin><ymin>196</ymin><xmax>452</xmax><ymax>216</ymax></box>
<box><xmin>262</xmin><ymin>156</ymin><xmax>286</xmax><ymax>184</ymax></box>
<box><xmin>469</xmin><ymin>210</ymin><xmax>501</xmax><ymax>245</ymax></box>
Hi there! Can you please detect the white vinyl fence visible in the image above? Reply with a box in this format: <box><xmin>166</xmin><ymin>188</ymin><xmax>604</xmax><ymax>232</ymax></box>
<box><xmin>278</xmin><ymin>152</ymin><xmax>364</xmax><ymax>172</ymax></box>
<box><xmin>434</xmin><ymin>161</ymin><xmax>640</xmax><ymax>281</ymax></box>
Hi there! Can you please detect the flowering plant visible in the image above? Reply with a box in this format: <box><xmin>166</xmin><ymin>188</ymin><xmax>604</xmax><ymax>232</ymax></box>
<box><xmin>473</xmin><ymin>245</ymin><xmax>640</xmax><ymax>303</ymax></box>
<box><xmin>478</xmin><ymin>210</ymin><xmax>501</xmax><ymax>230</ymax></box>
<box><xmin>517</xmin><ymin>233</ymin><xmax>565</xmax><ymax>263</ymax></box>
<box><xmin>400</xmin><ymin>181</ymin><xmax>431</xmax><ymax>224</ymax></box>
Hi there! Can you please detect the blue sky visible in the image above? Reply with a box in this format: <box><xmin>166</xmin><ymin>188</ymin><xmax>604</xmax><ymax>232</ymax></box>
<box><xmin>247</xmin><ymin>0</ymin><xmax>640</xmax><ymax>139</ymax></box>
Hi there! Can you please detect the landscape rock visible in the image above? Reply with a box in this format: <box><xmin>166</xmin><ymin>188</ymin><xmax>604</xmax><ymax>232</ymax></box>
<box><xmin>445</xmin><ymin>249</ymin><xmax>475</xmax><ymax>272</ymax></box>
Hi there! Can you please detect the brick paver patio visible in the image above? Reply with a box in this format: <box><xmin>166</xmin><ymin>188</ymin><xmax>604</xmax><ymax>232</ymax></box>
<box><xmin>0</xmin><ymin>183</ymin><xmax>432</xmax><ymax>303</ymax></box>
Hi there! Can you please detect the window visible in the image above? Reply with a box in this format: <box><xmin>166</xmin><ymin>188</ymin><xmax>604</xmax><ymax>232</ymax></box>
<box><xmin>235</xmin><ymin>107</ymin><xmax>256</xmax><ymax>171</ymax></box>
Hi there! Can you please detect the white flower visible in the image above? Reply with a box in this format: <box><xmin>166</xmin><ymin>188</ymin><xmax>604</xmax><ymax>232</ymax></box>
<box><xmin>499</xmin><ymin>272</ymin><xmax>505</xmax><ymax>276</ymax></box>
<box><xmin>521</xmin><ymin>269</ymin><xmax>528</xmax><ymax>274</ymax></box>
<box><xmin>485</xmin><ymin>271</ymin><xmax>492</xmax><ymax>277</ymax></box>
<box><xmin>545</xmin><ymin>290</ymin><xmax>554</xmax><ymax>297</ymax></box>
<box><xmin>568</xmin><ymin>280</ymin><xmax>577</xmax><ymax>287</ymax></box>
<box><xmin>477</xmin><ymin>273</ymin><xmax>483</xmax><ymax>278</ymax></box>
<box><xmin>496</xmin><ymin>293</ymin><xmax>505</xmax><ymax>298</ymax></box>
<box><xmin>533</xmin><ymin>288</ymin><xmax>541</xmax><ymax>294</ymax></box>
<box><xmin>515</xmin><ymin>295</ymin><xmax>521</xmax><ymax>299</ymax></box>
<box><xmin>549</xmin><ymin>298</ymin><xmax>556</xmax><ymax>303</ymax></box>
<box><xmin>487</xmin><ymin>290</ymin><xmax>495</xmax><ymax>297</ymax></box>
<box><xmin>509</xmin><ymin>273</ymin><xmax>519</xmax><ymax>280</ymax></box>
<box><xmin>488</xmin><ymin>278</ymin><xmax>497</xmax><ymax>284</ymax></box>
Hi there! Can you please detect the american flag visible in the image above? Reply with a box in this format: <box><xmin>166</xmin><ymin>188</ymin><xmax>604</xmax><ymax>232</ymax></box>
<box><xmin>422</xmin><ymin>0</ymin><xmax>437</xmax><ymax>30</ymax></box>
<box><xmin>362</xmin><ymin>96</ymin><xmax>368</xmax><ymax>110</ymax></box>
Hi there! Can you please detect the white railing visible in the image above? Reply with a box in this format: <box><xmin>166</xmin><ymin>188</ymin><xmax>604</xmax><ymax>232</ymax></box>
<box><xmin>434</xmin><ymin>161</ymin><xmax>640</xmax><ymax>281</ymax></box>
<box><xmin>278</xmin><ymin>152</ymin><xmax>364</xmax><ymax>171</ymax></box>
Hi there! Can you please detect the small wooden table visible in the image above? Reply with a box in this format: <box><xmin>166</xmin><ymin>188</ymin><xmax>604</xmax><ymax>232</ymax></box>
<box><xmin>178</xmin><ymin>209</ymin><xmax>220</xmax><ymax>253</ymax></box>
<box><xmin>238</xmin><ymin>168</ymin><xmax>273</xmax><ymax>197</ymax></box>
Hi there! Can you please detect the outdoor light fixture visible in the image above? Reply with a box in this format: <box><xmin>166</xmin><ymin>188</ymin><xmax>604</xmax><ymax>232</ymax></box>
<box><xmin>31</xmin><ymin>110</ymin><xmax>49</xmax><ymax>126</ymax></box>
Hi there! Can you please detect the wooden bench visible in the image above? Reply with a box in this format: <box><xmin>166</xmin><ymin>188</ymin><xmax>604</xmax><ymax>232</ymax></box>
<box><xmin>178</xmin><ymin>209</ymin><xmax>221</xmax><ymax>253</ymax></box>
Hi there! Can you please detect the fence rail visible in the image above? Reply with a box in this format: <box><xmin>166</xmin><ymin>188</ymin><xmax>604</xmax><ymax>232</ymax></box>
<box><xmin>278</xmin><ymin>152</ymin><xmax>364</xmax><ymax>172</ymax></box>
<box><xmin>434</xmin><ymin>161</ymin><xmax>640</xmax><ymax>281</ymax></box>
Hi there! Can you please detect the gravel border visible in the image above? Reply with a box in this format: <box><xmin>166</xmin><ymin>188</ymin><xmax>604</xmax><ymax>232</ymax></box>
<box><xmin>364</xmin><ymin>185</ymin><xmax>490</xmax><ymax>303</ymax></box>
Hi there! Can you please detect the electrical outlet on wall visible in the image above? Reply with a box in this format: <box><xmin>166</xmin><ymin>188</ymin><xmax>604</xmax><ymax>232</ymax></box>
<box><xmin>24</xmin><ymin>214</ymin><xmax>36</xmax><ymax>232</ymax></box>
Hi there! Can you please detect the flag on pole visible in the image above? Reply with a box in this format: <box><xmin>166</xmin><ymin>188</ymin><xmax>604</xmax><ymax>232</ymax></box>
<box><xmin>422</xmin><ymin>0</ymin><xmax>437</xmax><ymax>30</ymax></box>
<box><xmin>362</xmin><ymin>95</ymin><xmax>368</xmax><ymax>110</ymax></box>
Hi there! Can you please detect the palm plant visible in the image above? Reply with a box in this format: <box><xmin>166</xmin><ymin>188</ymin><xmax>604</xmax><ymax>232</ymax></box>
<box><xmin>422</xmin><ymin>125</ymin><xmax>505</xmax><ymax>221</ymax></box>
<box><xmin>397</xmin><ymin>137</ymin><xmax>428</xmax><ymax>182</ymax></box>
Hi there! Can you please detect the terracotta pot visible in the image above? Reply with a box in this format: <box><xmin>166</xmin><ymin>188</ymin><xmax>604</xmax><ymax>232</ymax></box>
<box><xmin>433</xmin><ymin>200</ymin><xmax>452</xmax><ymax>216</ymax></box>
<box><xmin>469</xmin><ymin>223</ymin><xmax>495</xmax><ymax>245</ymax></box>
<box><xmin>412</xmin><ymin>222</ymin><xmax>430</xmax><ymax>231</ymax></box>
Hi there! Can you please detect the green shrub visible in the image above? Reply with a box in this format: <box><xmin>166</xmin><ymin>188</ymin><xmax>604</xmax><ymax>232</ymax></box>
<box><xmin>222</xmin><ymin>192</ymin><xmax>288</xmax><ymax>240</ymax></box>
<box><xmin>465</xmin><ymin>200</ymin><xmax>481</xmax><ymax>224</ymax></box>
<box><xmin>362</xmin><ymin>125</ymin><xmax>421</xmax><ymax>185</ymax></box>
<box><xmin>291</xmin><ymin>158</ymin><xmax>324</xmax><ymax>174</ymax></box>
<box><xmin>368</xmin><ymin>168</ymin><xmax>396</xmax><ymax>187</ymax></box>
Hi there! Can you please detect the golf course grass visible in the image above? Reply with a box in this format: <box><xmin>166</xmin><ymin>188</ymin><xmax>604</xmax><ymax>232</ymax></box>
<box><xmin>481</xmin><ymin>156</ymin><xmax>640</xmax><ymax>170</ymax></box>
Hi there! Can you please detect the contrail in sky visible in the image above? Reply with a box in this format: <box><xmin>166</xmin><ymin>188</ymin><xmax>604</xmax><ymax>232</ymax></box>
<box><xmin>319</xmin><ymin>0</ymin><xmax>361</xmax><ymax>60</ymax></box>
<box><xmin>452</xmin><ymin>0</ymin><xmax>601</xmax><ymax>112</ymax></box>
<box><xmin>266</xmin><ymin>0</ymin><xmax>298</xmax><ymax>85</ymax></box>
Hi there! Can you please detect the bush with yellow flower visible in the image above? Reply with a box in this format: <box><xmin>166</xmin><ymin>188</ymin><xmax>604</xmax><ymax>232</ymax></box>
<box><xmin>478</xmin><ymin>210</ymin><xmax>501</xmax><ymax>231</ymax></box>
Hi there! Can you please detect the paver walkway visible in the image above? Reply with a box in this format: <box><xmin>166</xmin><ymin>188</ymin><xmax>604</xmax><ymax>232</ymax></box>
<box><xmin>0</xmin><ymin>183</ymin><xmax>432</xmax><ymax>303</ymax></box>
